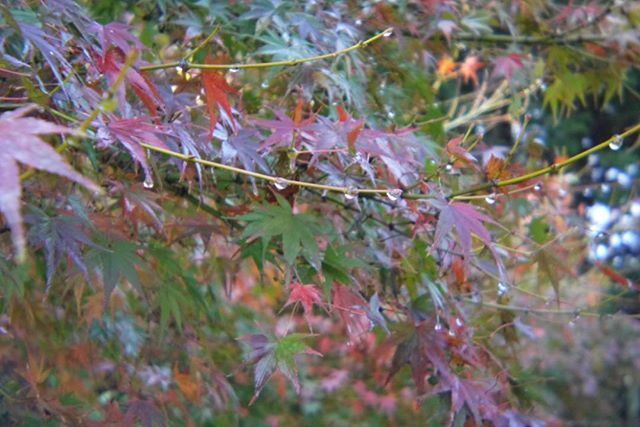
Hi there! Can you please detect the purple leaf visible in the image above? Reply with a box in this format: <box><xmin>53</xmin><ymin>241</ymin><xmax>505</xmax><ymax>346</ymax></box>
<box><xmin>98</xmin><ymin>117</ymin><xmax>168</xmax><ymax>184</ymax></box>
<box><xmin>0</xmin><ymin>105</ymin><xmax>99</xmax><ymax>261</ymax></box>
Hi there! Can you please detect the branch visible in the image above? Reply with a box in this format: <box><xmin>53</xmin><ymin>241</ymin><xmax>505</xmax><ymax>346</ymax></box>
<box><xmin>453</xmin><ymin>33</ymin><xmax>610</xmax><ymax>45</ymax></box>
<box><xmin>139</xmin><ymin>28</ymin><xmax>393</xmax><ymax>72</ymax></box>
<box><xmin>138</xmin><ymin>143</ymin><xmax>398</xmax><ymax>198</ymax></box>
<box><xmin>445</xmin><ymin>122</ymin><xmax>640</xmax><ymax>199</ymax></box>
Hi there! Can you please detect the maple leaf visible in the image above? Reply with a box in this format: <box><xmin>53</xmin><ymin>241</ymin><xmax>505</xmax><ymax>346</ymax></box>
<box><xmin>446</xmin><ymin>136</ymin><xmax>477</xmax><ymax>165</ymax></box>
<box><xmin>428</xmin><ymin>199</ymin><xmax>501</xmax><ymax>272</ymax></box>
<box><xmin>429</xmin><ymin>375</ymin><xmax>501</xmax><ymax>425</ymax></box>
<box><xmin>90</xmin><ymin>22</ymin><xmax>144</xmax><ymax>55</ymax></box>
<box><xmin>239</xmin><ymin>194</ymin><xmax>322</xmax><ymax>268</ymax></box>
<box><xmin>96</xmin><ymin>48</ymin><xmax>164</xmax><ymax>116</ymax></box>
<box><xmin>97</xmin><ymin>117</ymin><xmax>168</xmax><ymax>185</ymax></box>
<box><xmin>86</xmin><ymin>239</ymin><xmax>145</xmax><ymax>308</ymax></box>
<box><xmin>437</xmin><ymin>55</ymin><xmax>457</xmax><ymax>77</ymax></box>
<box><xmin>437</xmin><ymin>20</ymin><xmax>458</xmax><ymax>44</ymax></box>
<box><xmin>0</xmin><ymin>105</ymin><xmax>99</xmax><ymax>262</ymax></box>
<box><xmin>492</xmin><ymin>53</ymin><xmax>524</xmax><ymax>80</ymax></box>
<box><xmin>253</xmin><ymin>106</ymin><xmax>317</xmax><ymax>152</ymax></box>
<box><xmin>331</xmin><ymin>284</ymin><xmax>372</xmax><ymax>343</ymax></box>
<box><xmin>459</xmin><ymin>56</ymin><xmax>483</xmax><ymax>85</ymax></box>
<box><xmin>485</xmin><ymin>155</ymin><xmax>511</xmax><ymax>181</ymax></box>
<box><xmin>238</xmin><ymin>333</ymin><xmax>322</xmax><ymax>405</ymax></box>
<box><xmin>25</xmin><ymin>205</ymin><xmax>102</xmax><ymax>289</ymax></box>
<box><xmin>14</xmin><ymin>21</ymin><xmax>71</xmax><ymax>91</ymax></box>
<box><xmin>202</xmin><ymin>56</ymin><xmax>238</xmax><ymax>132</ymax></box>
<box><xmin>284</xmin><ymin>282</ymin><xmax>325</xmax><ymax>325</ymax></box>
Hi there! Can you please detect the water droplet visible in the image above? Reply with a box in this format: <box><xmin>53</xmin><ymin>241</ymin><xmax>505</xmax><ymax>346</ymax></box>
<box><xmin>485</xmin><ymin>193</ymin><xmax>497</xmax><ymax>205</ymax></box>
<box><xmin>274</xmin><ymin>177</ymin><xmax>288</xmax><ymax>190</ymax></box>
<box><xmin>387</xmin><ymin>110</ymin><xmax>396</xmax><ymax>119</ymax></box>
<box><xmin>534</xmin><ymin>183</ymin><xmax>543</xmax><ymax>192</ymax></box>
<box><xmin>143</xmin><ymin>176</ymin><xmax>154</xmax><ymax>189</ymax></box>
<box><xmin>386</xmin><ymin>189</ymin><xmax>402</xmax><ymax>201</ymax></box>
<box><xmin>609</xmin><ymin>135</ymin><xmax>623</xmax><ymax>151</ymax></box>
<box><xmin>434</xmin><ymin>321</ymin><xmax>443</xmax><ymax>332</ymax></box>
<box><xmin>600</xmin><ymin>183</ymin><xmax>611</xmax><ymax>194</ymax></box>
<box><xmin>497</xmin><ymin>282</ymin><xmax>509</xmax><ymax>296</ymax></box>
<box><xmin>355</xmin><ymin>19</ymin><xmax>362</xmax><ymax>26</ymax></box>
<box><xmin>261</xmin><ymin>80</ymin><xmax>269</xmax><ymax>89</ymax></box>
<box><xmin>448</xmin><ymin>329</ymin><xmax>456</xmax><ymax>337</ymax></box>
<box><xmin>344</xmin><ymin>186</ymin><xmax>358</xmax><ymax>200</ymax></box>
<box><xmin>229</xmin><ymin>67</ymin><xmax>240</xmax><ymax>73</ymax></box>
<box><xmin>170</xmin><ymin>85</ymin><xmax>178</xmax><ymax>93</ymax></box>
<box><xmin>445</xmin><ymin>163</ymin><xmax>453</xmax><ymax>173</ymax></box>
<box><xmin>455</xmin><ymin>317</ymin><xmax>463</xmax><ymax>327</ymax></box>
<box><xmin>558</xmin><ymin>188</ymin><xmax>568</xmax><ymax>199</ymax></box>
<box><xmin>382</xmin><ymin>28</ymin><xmax>393</xmax><ymax>38</ymax></box>
<box><xmin>321</xmin><ymin>189</ymin><xmax>328</xmax><ymax>201</ymax></box>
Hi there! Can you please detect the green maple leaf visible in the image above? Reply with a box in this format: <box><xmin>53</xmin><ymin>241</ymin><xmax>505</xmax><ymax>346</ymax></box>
<box><xmin>239</xmin><ymin>194</ymin><xmax>322</xmax><ymax>268</ymax></box>
<box><xmin>87</xmin><ymin>239</ymin><xmax>145</xmax><ymax>308</ymax></box>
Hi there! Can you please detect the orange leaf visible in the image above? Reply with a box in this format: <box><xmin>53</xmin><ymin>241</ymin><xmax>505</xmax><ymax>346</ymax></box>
<box><xmin>437</xmin><ymin>56</ymin><xmax>457</xmax><ymax>77</ymax></box>
<box><xmin>459</xmin><ymin>56</ymin><xmax>483</xmax><ymax>85</ymax></box>
<box><xmin>202</xmin><ymin>55</ymin><xmax>237</xmax><ymax>132</ymax></box>
<box><xmin>485</xmin><ymin>155</ymin><xmax>510</xmax><ymax>181</ymax></box>
<box><xmin>173</xmin><ymin>364</ymin><xmax>200</xmax><ymax>402</ymax></box>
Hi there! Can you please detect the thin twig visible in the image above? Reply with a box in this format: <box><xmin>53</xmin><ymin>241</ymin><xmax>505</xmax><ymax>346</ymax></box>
<box><xmin>139</xmin><ymin>28</ymin><xmax>393</xmax><ymax>72</ymax></box>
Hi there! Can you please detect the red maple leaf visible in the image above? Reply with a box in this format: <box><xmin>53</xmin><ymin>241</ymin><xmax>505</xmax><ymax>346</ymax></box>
<box><xmin>284</xmin><ymin>282</ymin><xmax>324</xmax><ymax>325</ymax></box>
<box><xmin>97</xmin><ymin>117</ymin><xmax>168</xmax><ymax>185</ymax></box>
<box><xmin>446</xmin><ymin>136</ymin><xmax>477</xmax><ymax>165</ymax></box>
<box><xmin>96</xmin><ymin>48</ymin><xmax>163</xmax><ymax>116</ymax></box>
<box><xmin>202</xmin><ymin>56</ymin><xmax>238</xmax><ymax>132</ymax></box>
<box><xmin>331</xmin><ymin>284</ymin><xmax>371</xmax><ymax>343</ymax></box>
<box><xmin>0</xmin><ymin>105</ymin><xmax>100</xmax><ymax>261</ymax></box>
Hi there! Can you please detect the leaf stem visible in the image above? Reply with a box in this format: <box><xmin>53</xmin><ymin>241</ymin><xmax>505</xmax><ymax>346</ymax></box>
<box><xmin>139</xmin><ymin>28</ymin><xmax>393</xmax><ymax>72</ymax></box>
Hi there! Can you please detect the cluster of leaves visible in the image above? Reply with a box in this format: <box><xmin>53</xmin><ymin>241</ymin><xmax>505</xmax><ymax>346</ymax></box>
<box><xmin>0</xmin><ymin>0</ymin><xmax>639</xmax><ymax>425</ymax></box>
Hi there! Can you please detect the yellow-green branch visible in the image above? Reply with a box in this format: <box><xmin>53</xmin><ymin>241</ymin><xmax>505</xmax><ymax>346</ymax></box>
<box><xmin>447</xmin><ymin>123</ymin><xmax>640</xmax><ymax>199</ymax></box>
<box><xmin>139</xmin><ymin>28</ymin><xmax>393</xmax><ymax>72</ymax></box>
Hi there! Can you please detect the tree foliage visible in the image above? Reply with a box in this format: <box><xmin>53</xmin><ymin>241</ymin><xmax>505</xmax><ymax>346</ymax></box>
<box><xmin>0</xmin><ymin>0</ymin><xmax>639</xmax><ymax>425</ymax></box>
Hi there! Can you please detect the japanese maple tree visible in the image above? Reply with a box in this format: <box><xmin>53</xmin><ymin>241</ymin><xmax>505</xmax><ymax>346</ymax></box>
<box><xmin>0</xmin><ymin>0</ymin><xmax>639</xmax><ymax>425</ymax></box>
